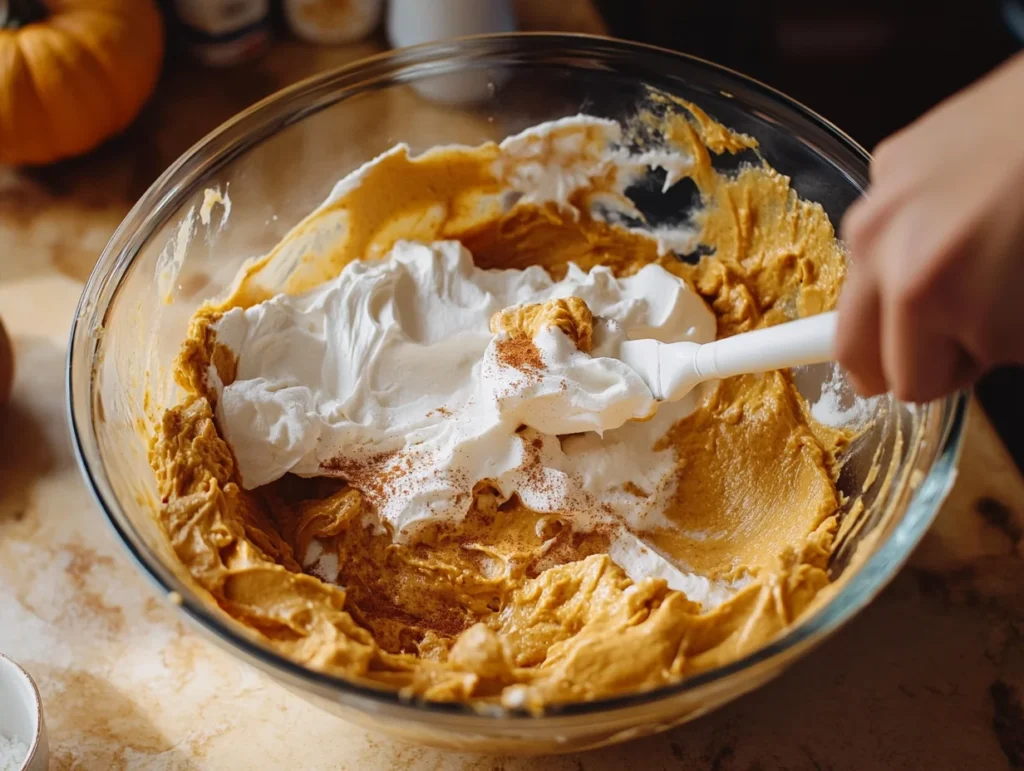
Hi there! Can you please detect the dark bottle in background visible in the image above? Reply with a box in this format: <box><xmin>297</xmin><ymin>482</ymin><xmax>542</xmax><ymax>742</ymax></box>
<box><xmin>167</xmin><ymin>0</ymin><xmax>272</xmax><ymax>66</ymax></box>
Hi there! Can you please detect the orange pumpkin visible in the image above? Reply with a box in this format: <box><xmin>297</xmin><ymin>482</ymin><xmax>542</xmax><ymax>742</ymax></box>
<box><xmin>0</xmin><ymin>0</ymin><xmax>164</xmax><ymax>166</ymax></box>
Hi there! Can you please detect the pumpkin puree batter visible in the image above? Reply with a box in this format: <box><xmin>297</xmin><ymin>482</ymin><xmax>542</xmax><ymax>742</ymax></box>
<box><xmin>150</xmin><ymin>96</ymin><xmax>851</xmax><ymax>710</ymax></box>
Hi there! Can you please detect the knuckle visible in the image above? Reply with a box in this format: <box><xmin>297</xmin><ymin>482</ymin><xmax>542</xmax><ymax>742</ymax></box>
<box><xmin>870</xmin><ymin>144</ymin><xmax>893</xmax><ymax>181</ymax></box>
<box><xmin>886</xmin><ymin>264</ymin><xmax>930</xmax><ymax>319</ymax></box>
<box><xmin>838</xmin><ymin>339</ymin><xmax>885</xmax><ymax>396</ymax></box>
<box><xmin>891</xmin><ymin>380</ymin><xmax>925</xmax><ymax>403</ymax></box>
<box><xmin>886</xmin><ymin>223</ymin><xmax>947</xmax><ymax>313</ymax></box>
<box><xmin>893</xmin><ymin>268</ymin><xmax>934</xmax><ymax>312</ymax></box>
<box><xmin>837</xmin><ymin>351</ymin><xmax>861</xmax><ymax>383</ymax></box>
<box><xmin>887</xmin><ymin>359</ymin><xmax>932</xmax><ymax>403</ymax></box>
<box><xmin>871</xmin><ymin>134</ymin><xmax>904</xmax><ymax>179</ymax></box>
<box><xmin>834</xmin><ymin>327</ymin><xmax>861</xmax><ymax>369</ymax></box>
<box><xmin>840</xmin><ymin>199</ymin><xmax>872</xmax><ymax>251</ymax></box>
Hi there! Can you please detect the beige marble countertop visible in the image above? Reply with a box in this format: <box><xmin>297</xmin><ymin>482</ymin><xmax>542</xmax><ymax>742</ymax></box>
<box><xmin>3</xmin><ymin>7</ymin><xmax>1024</xmax><ymax>769</ymax></box>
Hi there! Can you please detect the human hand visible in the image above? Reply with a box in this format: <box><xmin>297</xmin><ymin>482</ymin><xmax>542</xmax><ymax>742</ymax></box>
<box><xmin>837</xmin><ymin>51</ymin><xmax>1024</xmax><ymax>402</ymax></box>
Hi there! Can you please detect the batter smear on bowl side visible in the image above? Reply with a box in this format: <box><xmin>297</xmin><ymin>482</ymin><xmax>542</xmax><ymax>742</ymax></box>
<box><xmin>150</xmin><ymin>94</ymin><xmax>852</xmax><ymax>710</ymax></box>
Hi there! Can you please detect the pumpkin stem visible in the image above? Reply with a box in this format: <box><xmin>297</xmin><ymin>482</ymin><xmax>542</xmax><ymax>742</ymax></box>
<box><xmin>1</xmin><ymin>0</ymin><xmax>47</xmax><ymax>29</ymax></box>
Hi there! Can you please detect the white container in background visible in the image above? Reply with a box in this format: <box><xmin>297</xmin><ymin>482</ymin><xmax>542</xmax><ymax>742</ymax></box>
<box><xmin>386</xmin><ymin>0</ymin><xmax>517</xmax><ymax>48</ymax></box>
<box><xmin>387</xmin><ymin>0</ymin><xmax>518</xmax><ymax>104</ymax></box>
<box><xmin>284</xmin><ymin>0</ymin><xmax>384</xmax><ymax>45</ymax></box>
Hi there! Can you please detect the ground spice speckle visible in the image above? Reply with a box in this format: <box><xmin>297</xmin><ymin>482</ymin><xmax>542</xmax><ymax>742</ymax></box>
<box><xmin>495</xmin><ymin>335</ymin><xmax>545</xmax><ymax>377</ymax></box>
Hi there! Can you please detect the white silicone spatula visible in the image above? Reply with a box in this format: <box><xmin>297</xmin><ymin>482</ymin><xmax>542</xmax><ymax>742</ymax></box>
<box><xmin>619</xmin><ymin>311</ymin><xmax>838</xmax><ymax>402</ymax></box>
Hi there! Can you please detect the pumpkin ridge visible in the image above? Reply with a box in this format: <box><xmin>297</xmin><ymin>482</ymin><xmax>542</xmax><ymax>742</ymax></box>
<box><xmin>16</xmin><ymin>30</ymin><xmax>69</xmax><ymax>157</ymax></box>
<box><xmin>47</xmin><ymin>19</ymin><xmax>125</xmax><ymax>137</ymax></box>
<box><xmin>49</xmin><ymin>11</ymin><xmax>138</xmax><ymax>120</ymax></box>
<box><xmin>2</xmin><ymin>31</ymin><xmax>54</xmax><ymax>162</ymax></box>
<box><xmin>41</xmin><ymin>24</ymin><xmax>123</xmax><ymax>155</ymax></box>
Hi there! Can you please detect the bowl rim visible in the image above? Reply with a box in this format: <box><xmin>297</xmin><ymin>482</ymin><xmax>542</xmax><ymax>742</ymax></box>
<box><xmin>0</xmin><ymin>652</ymin><xmax>45</xmax><ymax>768</ymax></box>
<box><xmin>67</xmin><ymin>31</ymin><xmax>969</xmax><ymax>722</ymax></box>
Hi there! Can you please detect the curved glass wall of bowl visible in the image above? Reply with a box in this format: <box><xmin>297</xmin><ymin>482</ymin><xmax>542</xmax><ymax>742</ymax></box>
<box><xmin>67</xmin><ymin>34</ymin><xmax>968</xmax><ymax>751</ymax></box>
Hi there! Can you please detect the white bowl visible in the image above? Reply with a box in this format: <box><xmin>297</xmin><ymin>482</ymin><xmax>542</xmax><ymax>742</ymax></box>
<box><xmin>0</xmin><ymin>654</ymin><xmax>47</xmax><ymax>771</ymax></box>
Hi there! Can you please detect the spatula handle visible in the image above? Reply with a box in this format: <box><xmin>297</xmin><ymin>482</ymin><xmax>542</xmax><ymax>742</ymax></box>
<box><xmin>693</xmin><ymin>311</ymin><xmax>838</xmax><ymax>380</ymax></box>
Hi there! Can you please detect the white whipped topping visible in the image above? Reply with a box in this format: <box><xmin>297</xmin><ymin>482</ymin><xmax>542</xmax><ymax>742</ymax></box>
<box><xmin>210</xmin><ymin>239</ymin><xmax>715</xmax><ymax>536</ymax></box>
<box><xmin>238</xmin><ymin>116</ymin><xmax>699</xmax><ymax>299</ymax></box>
<box><xmin>480</xmin><ymin>320</ymin><xmax>653</xmax><ymax>437</ymax></box>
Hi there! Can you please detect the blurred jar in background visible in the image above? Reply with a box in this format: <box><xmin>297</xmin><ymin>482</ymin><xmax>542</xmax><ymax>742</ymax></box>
<box><xmin>387</xmin><ymin>0</ymin><xmax>516</xmax><ymax>48</ymax></box>
<box><xmin>284</xmin><ymin>0</ymin><xmax>384</xmax><ymax>44</ymax></box>
<box><xmin>170</xmin><ymin>0</ymin><xmax>271</xmax><ymax>66</ymax></box>
<box><xmin>386</xmin><ymin>0</ymin><xmax>517</xmax><ymax>104</ymax></box>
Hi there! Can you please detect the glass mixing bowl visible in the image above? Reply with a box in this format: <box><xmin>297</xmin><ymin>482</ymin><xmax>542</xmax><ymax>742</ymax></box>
<box><xmin>68</xmin><ymin>34</ymin><xmax>967</xmax><ymax>754</ymax></box>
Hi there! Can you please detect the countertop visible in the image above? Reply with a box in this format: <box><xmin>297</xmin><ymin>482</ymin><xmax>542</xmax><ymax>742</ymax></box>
<box><xmin>2</xmin><ymin>5</ymin><xmax>1024</xmax><ymax>769</ymax></box>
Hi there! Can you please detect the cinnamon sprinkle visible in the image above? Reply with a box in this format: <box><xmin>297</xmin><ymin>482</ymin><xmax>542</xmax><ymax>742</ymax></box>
<box><xmin>320</xmin><ymin>449</ymin><xmax>406</xmax><ymax>507</ymax></box>
<box><xmin>495</xmin><ymin>334</ymin><xmax>545</xmax><ymax>376</ymax></box>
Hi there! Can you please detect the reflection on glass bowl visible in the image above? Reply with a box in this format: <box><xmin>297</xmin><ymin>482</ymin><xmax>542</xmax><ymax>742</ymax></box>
<box><xmin>67</xmin><ymin>34</ymin><xmax>966</xmax><ymax>754</ymax></box>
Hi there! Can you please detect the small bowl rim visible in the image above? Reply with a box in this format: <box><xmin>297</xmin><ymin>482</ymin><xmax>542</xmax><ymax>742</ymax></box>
<box><xmin>0</xmin><ymin>652</ymin><xmax>44</xmax><ymax>769</ymax></box>
<box><xmin>66</xmin><ymin>32</ymin><xmax>970</xmax><ymax>723</ymax></box>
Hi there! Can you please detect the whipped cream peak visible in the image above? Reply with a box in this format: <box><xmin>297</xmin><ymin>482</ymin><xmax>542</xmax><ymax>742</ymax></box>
<box><xmin>210</xmin><ymin>239</ymin><xmax>716</xmax><ymax>536</ymax></box>
<box><xmin>483</xmin><ymin>318</ymin><xmax>658</xmax><ymax>437</ymax></box>
<box><xmin>492</xmin><ymin>115</ymin><xmax>625</xmax><ymax>211</ymax></box>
